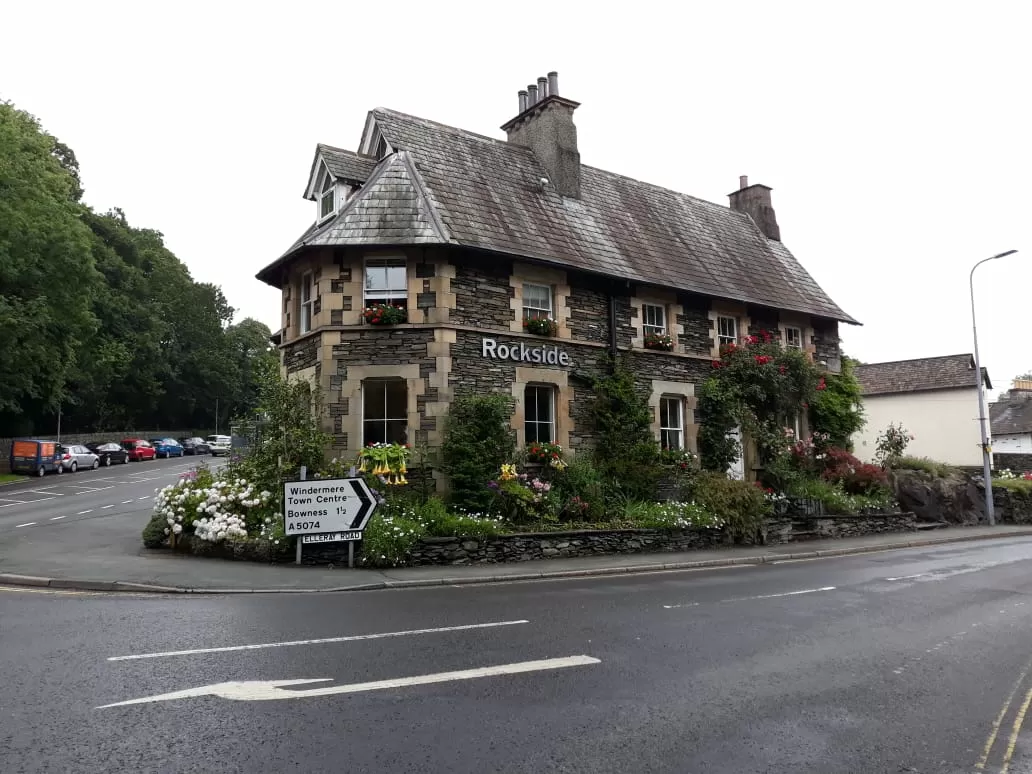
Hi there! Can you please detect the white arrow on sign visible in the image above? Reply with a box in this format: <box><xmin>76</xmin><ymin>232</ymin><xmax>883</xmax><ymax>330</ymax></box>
<box><xmin>96</xmin><ymin>655</ymin><xmax>601</xmax><ymax>709</ymax></box>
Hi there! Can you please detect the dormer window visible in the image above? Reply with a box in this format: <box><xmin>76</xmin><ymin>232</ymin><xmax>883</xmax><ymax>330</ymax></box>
<box><xmin>374</xmin><ymin>134</ymin><xmax>389</xmax><ymax>160</ymax></box>
<box><xmin>318</xmin><ymin>166</ymin><xmax>336</xmax><ymax>221</ymax></box>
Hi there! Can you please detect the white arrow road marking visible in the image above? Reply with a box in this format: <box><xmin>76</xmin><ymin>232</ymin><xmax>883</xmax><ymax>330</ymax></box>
<box><xmin>97</xmin><ymin>655</ymin><xmax>601</xmax><ymax>708</ymax></box>
<box><xmin>15</xmin><ymin>522</ymin><xmax>36</xmax><ymax>528</ymax></box>
<box><xmin>108</xmin><ymin>620</ymin><xmax>530</xmax><ymax>661</ymax></box>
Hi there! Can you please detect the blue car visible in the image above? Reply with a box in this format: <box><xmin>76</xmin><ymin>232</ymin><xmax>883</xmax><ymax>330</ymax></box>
<box><xmin>149</xmin><ymin>438</ymin><xmax>185</xmax><ymax>458</ymax></box>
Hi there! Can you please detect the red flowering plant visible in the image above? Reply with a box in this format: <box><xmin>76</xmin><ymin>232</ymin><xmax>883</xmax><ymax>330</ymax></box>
<box><xmin>523</xmin><ymin>317</ymin><xmax>558</xmax><ymax>336</ymax></box>
<box><xmin>644</xmin><ymin>332</ymin><xmax>675</xmax><ymax>351</ymax></box>
<box><xmin>525</xmin><ymin>441</ymin><xmax>567</xmax><ymax>470</ymax></box>
<box><xmin>697</xmin><ymin>328</ymin><xmax>823</xmax><ymax>478</ymax></box>
<box><xmin>363</xmin><ymin>303</ymin><xmax>407</xmax><ymax>325</ymax></box>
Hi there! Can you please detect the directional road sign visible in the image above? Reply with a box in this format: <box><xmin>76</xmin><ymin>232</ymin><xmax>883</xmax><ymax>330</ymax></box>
<box><xmin>283</xmin><ymin>477</ymin><xmax>377</xmax><ymax>536</ymax></box>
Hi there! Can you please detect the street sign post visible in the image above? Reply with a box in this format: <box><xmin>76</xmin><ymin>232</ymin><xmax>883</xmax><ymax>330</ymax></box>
<box><xmin>285</xmin><ymin>472</ymin><xmax>377</xmax><ymax>567</ymax></box>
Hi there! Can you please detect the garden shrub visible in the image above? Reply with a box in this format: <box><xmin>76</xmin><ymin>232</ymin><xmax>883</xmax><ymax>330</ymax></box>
<box><xmin>891</xmin><ymin>456</ymin><xmax>956</xmax><ymax>477</ymax></box>
<box><xmin>550</xmin><ymin>456</ymin><xmax>608</xmax><ymax>521</ymax></box>
<box><xmin>489</xmin><ymin>465</ymin><xmax>560</xmax><ymax>524</ymax></box>
<box><xmin>359</xmin><ymin>511</ymin><xmax>426</xmax><ymax>567</ymax></box>
<box><xmin>689</xmin><ymin>472</ymin><xmax>769</xmax><ymax>543</ymax></box>
<box><xmin>819</xmin><ymin>448</ymin><xmax>889</xmax><ymax>495</ymax></box>
<box><xmin>590</xmin><ymin>357</ymin><xmax>661</xmax><ymax>501</ymax></box>
<box><xmin>787</xmin><ymin>477</ymin><xmax>895</xmax><ymax>515</ymax></box>
<box><xmin>141</xmin><ymin>514</ymin><xmax>169</xmax><ymax>548</ymax></box>
<box><xmin>875</xmin><ymin>422</ymin><xmax>913</xmax><ymax>464</ymax></box>
<box><xmin>620</xmin><ymin>500</ymin><xmax>724</xmax><ymax>530</ymax></box>
<box><xmin>441</xmin><ymin>394</ymin><xmax>515</xmax><ymax>514</ymax></box>
<box><xmin>808</xmin><ymin>356</ymin><xmax>866</xmax><ymax>450</ymax></box>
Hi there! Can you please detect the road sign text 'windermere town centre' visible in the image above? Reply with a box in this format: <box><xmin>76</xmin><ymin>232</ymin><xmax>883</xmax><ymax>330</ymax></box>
<box><xmin>283</xmin><ymin>478</ymin><xmax>376</xmax><ymax>540</ymax></box>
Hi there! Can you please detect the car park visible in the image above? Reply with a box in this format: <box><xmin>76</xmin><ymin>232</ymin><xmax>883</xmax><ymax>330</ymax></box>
<box><xmin>57</xmin><ymin>444</ymin><xmax>100</xmax><ymax>472</ymax></box>
<box><xmin>85</xmin><ymin>441</ymin><xmax>129</xmax><ymax>466</ymax></box>
<box><xmin>121</xmin><ymin>438</ymin><xmax>156</xmax><ymax>461</ymax></box>
<box><xmin>149</xmin><ymin>438</ymin><xmax>185</xmax><ymax>458</ymax></box>
<box><xmin>9</xmin><ymin>439</ymin><xmax>63</xmax><ymax>477</ymax></box>
<box><xmin>179</xmin><ymin>437</ymin><xmax>210</xmax><ymax>455</ymax></box>
<box><xmin>206</xmin><ymin>434</ymin><xmax>232</xmax><ymax>457</ymax></box>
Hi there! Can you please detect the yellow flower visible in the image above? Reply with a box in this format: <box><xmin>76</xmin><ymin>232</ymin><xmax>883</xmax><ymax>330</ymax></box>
<box><xmin>499</xmin><ymin>464</ymin><xmax>517</xmax><ymax>481</ymax></box>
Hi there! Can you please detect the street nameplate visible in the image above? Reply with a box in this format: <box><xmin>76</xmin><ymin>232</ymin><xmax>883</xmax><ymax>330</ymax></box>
<box><xmin>283</xmin><ymin>477</ymin><xmax>377</xmax><ymax>536</ymax></box>
<box><xmin>301</xmin><ymin>531</ymin><xmax>362</xmax><ymax>544</ymax></box>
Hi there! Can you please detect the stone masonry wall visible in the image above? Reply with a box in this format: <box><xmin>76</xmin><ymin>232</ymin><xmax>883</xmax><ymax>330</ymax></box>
<box><xmin>995</xmin><ymin>453</ymin><xmax>1032</xmax><ymax>473</ymax></box>
<box><xmin>284</xmin><ymin>335</ymin><xmax>319</xmax><ymax>375</ymax></box>
<box><xmin>451</xmin><ymin>260</ymin><xmax>514</xmax><ymax>329</ymax></box>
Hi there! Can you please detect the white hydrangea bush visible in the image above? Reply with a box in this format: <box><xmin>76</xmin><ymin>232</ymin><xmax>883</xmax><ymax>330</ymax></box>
<box><xmin>153</xmin><ymin>469</ymin><xmax>274</xmax><ymax>543</ymax></box>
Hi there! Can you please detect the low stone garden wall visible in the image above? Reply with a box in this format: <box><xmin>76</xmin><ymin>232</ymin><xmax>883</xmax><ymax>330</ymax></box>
<box><xmin>166</xmin><ymin>512</ymin><xmax>918</xmax><ymax>567</ymax></box>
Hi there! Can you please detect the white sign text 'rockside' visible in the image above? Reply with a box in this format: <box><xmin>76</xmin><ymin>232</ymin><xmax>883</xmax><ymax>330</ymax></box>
<box><xmin>481</xmin><ymin>337</ymin><xmax>572</xmax><ymax>366</ymax></box>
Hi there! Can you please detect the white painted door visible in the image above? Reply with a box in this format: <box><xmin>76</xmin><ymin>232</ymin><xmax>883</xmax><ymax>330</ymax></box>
<box><xmin>727</xmin><ymin>426</ymin><xmax>745</xmax><ymax>480</ymax></box>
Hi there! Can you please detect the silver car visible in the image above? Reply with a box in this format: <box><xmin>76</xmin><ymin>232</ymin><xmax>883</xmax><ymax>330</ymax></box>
<box><xmin>57</xmin><ymin>444</ymin><xmax>100</xmax><ymax>473</ymax></box>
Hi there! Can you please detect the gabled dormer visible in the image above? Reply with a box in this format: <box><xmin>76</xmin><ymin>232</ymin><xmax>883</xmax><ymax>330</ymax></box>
<box><xmin>303</xmin><ymin>144</ymin><xmax>378</xmax><ymax>223</ymax></box>
<box><xmin>358</xmin><ymin>115</ymin><xmax>394</xmax><ymax>161</ymax></box>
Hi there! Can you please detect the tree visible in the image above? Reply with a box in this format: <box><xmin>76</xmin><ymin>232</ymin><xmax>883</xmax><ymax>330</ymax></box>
<box><xmin>441</xmin><ymin>394</ymin><xmax>516</xmax><ymax>513</ymax></box>
<box><xmin>0</xmin><ymin>103</ymin><xmax>99</xmax><ymax>426</ymax></box>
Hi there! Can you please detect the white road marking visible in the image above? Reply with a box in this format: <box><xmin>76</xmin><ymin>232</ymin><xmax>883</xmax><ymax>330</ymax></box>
<box><xmin>61</xmin><ymin>484</ymin><xmax>114</xmax><ymax>492</ymax></box>
<box><xmin>50</xmin><ymin>516</ymin><xmax>66</xmax><ymax>520</ymax></box>
<box><xmin>769</xmin><ymin>557</ymin><xmax>824</xmax><ymax>565</ymax></box>
<box><xmin>108</xmin><ymin>620</ymin><xmax>532</xmax><ymax>661</ymax></box>
<box><xmin>138</xmin><ymin>496</ymin><xmax>150</xmax><ymax>501</ymax></box>
<box><xmin>77</xmin><ymin>510</ymin><xmax>92</xmax><ymax>515</ymax></box>
<box><xmin>97</xmin><ymin>655</ymin><xmax>602</xmax><ymax>708</ymax></box>
<box><xmin>0</xmin><ymin>497</ymin><xmax>30</xmax><ymax>504</ymax></box>
<box><xmin>121</xmin><ymin>500</ymin><xmax>133</xmax><ymax>504</ymax></box>
<box><xmin>15</xmin><ymin>522</ymin><xmax>36</xmax><ymax>528</ymax></box>
<box><xmin>885</xmin><ymin>573</ymin><xmax>927</xmax><ymax>581</ymax></box>
<box><xmin>664</xmin><ymin>586</ymin><xmax>837</xmax><ymax>609</ymax></box>
<box><xmin>101</xmin><ymin>504</ymin><xmax>115</xmax><ymax>509</ymax></box>
<box><xmin>25</xmin><ymin>489</ymin><xmax>63</xmax><ymax>496</ymax></box>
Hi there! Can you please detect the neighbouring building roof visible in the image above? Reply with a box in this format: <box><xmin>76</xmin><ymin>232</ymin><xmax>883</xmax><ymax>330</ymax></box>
<box><xmin>990</xmin><ymin>386</ymin><xmax>1032</xmax><ymax>435</ymax></box>
<box><xmin>260</xmin><ymin>107</ymin><xmax>857</xmax><ymax>324</ymax></box>
<box><xmin>855</xmin><ymin>354</ymin><xmax>990</xmax><ymax>396</ymax></box>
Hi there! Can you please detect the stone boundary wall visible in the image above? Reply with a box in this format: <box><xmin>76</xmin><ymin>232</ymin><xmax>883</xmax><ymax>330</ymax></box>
<box><xmin>995</xmin><ymin>453</ymin><xmax>1032</xmax><ymax>473</ymax></box>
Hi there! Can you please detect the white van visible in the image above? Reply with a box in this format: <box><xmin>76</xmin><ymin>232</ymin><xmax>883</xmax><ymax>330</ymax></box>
<box><xmin>206</xmin><ymin>435</ymin><xmax>232</xmax><ymax>457</ymax></box>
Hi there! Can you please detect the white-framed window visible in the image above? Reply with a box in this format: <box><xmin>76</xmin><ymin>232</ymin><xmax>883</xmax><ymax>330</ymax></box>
<box><xmin>642</xmin><ymin>304</ymin><xmax>667</xmax><ymax>337</ymax></box>
<box><xmin>522</xmin><ymin>283</ymin><xmax>553</xmax><ymax>320</ymax></box>
<box><xmin>717</xmin><ymin>316</ymin><xmax>738</xmax><ymax>347</ymax></box>
<box><xmin>363</xmin><ymin>379</ymin><xmax>407</xmax><ymax>445</ymax></box>
<box><xmin>525</xmin><ymin>385</ymin><xmax>555</xmax><ymax>444</ymax></box>
<box><xmin>659</xmin><ymin>396</ymin><xmax>684</xmax><ymax>450</ymax></box>
<box><xmin>364</xmin><ymin>257</ymin><xmax>407</xmax><ymax>308</ymax></box>
<box><xmin>299</xmin><ymin>272</ymin><xmax>314</xmax><ymax>334</ymax></box>
<box><xmin>784</xmin><ymin>326</ymin><xmax>803</xmax><ymax>350</ymax></box>
<box><xmin>318</xmin><ymin>169</ymin><xmax>335</xmax><ymax>220</ymax></box>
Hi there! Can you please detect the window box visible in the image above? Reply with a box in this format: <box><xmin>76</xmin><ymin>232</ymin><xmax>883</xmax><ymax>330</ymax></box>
<box><xmin>644</xmin><ymin>332</ymin><xmax>674</xmax><ymax>351</ymax></box>
<box><xmin>362</xmin><ymin>303</ymin><xmax>407</xmax><ymax>325</ymax></box>
<box><xmin>523</xmin><ymin>317</ymin><xmax>558</xmax><ymax>337</ymax></box>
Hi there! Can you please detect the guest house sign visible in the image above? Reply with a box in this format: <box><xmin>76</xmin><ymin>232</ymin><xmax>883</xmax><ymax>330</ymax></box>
<box><xmin>481</xmin><ymin>337</ymin><xmax>572</xmax><ymax>367</ymax></box>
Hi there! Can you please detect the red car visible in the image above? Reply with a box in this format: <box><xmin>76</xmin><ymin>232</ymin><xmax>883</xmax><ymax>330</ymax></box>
<box><xmin>121</xmin><ymin>439</ymin><xmax>156</xmax><ymax>461</ymax></box>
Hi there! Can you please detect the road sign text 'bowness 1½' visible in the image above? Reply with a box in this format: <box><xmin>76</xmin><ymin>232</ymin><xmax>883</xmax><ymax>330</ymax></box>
<box><xmin>283</xmin><ymin>478</ymin><xmax>376</xmax><ymax>537</ymax></box>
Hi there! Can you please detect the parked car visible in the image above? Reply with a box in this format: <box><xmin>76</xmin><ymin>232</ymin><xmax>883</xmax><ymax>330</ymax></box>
<box><xmin>149</xmin><ymin>438</ymin><xmax>184</xmax><ymax>458</ymax></box>
<box><xmin>9</xmin><ymin>439</ymin><xmax>63</xmax><ymax>477</ymax></box>
<box><xmin>85</xmin><ymin>441</ymin><xmax>129</xmax><ymax>467</ymax></box>
<box><xmin>57</xmin><ymin>444</ymin><xmax>100</xmax><ymax>472</ymax></box>
<box><xmin>206</xmin><ymin>434</ymin><xmax>232</xmax><ymax>457</ymax></box>
<box><xmin>179</xmin><ymin>437</ymin><xmax>210</xmax><ymax>455</ymax></box>
<box><xmin>121</xmin><ymin>439</ymin><xmax>156</xmax><ymax>462</ymax></box>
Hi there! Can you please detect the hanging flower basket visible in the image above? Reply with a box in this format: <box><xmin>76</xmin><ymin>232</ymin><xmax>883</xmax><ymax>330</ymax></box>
<box><xmin>363</xmin><ymin>303</ymin><xmax>407</xmax><ymax>325</ymax></box>
<box><xmin>523</xmin><ymin>317</ymin><xmax>557</xmax><ymax>337</ymax></box>
<box><xmin>644</xmin><ymin>332</ymin><xmax>674</xmax><ymax>351</ymax></box>
<box><xmin>357</xmin><ymin>442</ymin><xmax>411</xmax><ymax>485</ymax></box>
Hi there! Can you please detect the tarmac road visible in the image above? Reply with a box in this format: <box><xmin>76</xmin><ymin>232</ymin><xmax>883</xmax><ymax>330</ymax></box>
<box><xmin>5</xmin><ymin>537</ymin><xmax>1032</xmax><ymax>772</ymax></box>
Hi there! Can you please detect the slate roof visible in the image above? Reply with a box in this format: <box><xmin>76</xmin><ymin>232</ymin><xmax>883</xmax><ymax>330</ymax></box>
<box><xmin>990</xmin><ymin>390</ymin><xmax>1032</xmax><ymax>435</ymax></box>
<box><xmin>261</xmin><ymin>108</ymin><xmax>857</xmax><ymax>324</ymax></box>
<box><xmin>314</xmin><ymin>144</ymin><xmax>377</xmax><ymax>187</ymax></box>
<box><xmin>855</xmin><ymin>354</ymin><xmax>990</xmax><ymax>396</ymax></box>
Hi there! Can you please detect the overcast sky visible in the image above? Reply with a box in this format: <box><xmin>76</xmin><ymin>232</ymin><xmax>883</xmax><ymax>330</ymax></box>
<box><xmin>3</xmin><ymin>1</ymin><xmax>1028</xmax><ymax>401</ymax></box>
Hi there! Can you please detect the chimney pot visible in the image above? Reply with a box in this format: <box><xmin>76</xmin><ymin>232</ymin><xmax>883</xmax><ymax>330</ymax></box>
<box><xmin>518</xmin><ymin>90</ymin><xmax>528</xmax><ymax>113</ymax></box>
<box><xmin>527</xmin><ymin>83</ymin><xmax>538</xmax><ymax>105</ymax></box>
<box><xmin>547</xmin><ymin>71</ymin><xmax>559</xmax><ymax>96</ymax></box>
<box><xmin>538</xmin><ymin>76</ymin><xmax>548</xmax><ymax>99</ymax></box>
<box><xmin>739</xmin><ymin>175</ymin><xmax>749</xmax><ymax>189</ymax></box>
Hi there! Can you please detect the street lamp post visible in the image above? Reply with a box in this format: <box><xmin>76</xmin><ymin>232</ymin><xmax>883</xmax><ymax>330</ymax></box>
<box><xmin>970</xmin><ymin>249</ymin><xmax>1018</xmax><ymax>526</ymax></box>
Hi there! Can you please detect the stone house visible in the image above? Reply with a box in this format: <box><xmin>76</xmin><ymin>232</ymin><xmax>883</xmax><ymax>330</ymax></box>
<box><xmin>852</xmin><ymin>354</ymin><xmax>991</xmax><ymax>467</ymax></box>
<box><xmin>256</xmin><ymin>71</ymin><xmax>856</xmax><ymax>483</ymax></box>
<box><xmin>990</xmin><ymin>380</ymin><xmax>1032</xmax><ymax>471</ymax></box>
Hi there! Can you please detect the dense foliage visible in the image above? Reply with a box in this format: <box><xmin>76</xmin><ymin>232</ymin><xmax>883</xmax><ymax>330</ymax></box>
<box><xmin>808</xmin><ymin>357</ymin><xmax>866</xmax><ymax>449</ymax></box>
<box><xmin>0</xmin><ymin>102</ymin><xmax>277</xmax><ymax>436</ymax></box>
<box><xmin>440</xmin><ymin>394</ymin><xmax>516</xmax><ymax>513</ymax></box>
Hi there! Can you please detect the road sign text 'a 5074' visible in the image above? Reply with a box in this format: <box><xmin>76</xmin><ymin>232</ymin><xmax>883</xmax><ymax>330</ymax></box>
<box><xmin>283</xmin><ymin>478</ymin><xmax>377</xmax><ymax>536</ymax></box>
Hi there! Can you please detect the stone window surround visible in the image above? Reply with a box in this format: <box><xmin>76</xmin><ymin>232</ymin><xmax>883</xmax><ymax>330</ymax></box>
<box><xmin>776</xmin><ymin>312</ymin><xmax>817</xmax><ymax>361</ymax></box>
<box><xmin>509</xmin><ymin>262</ymin><xmax>572</xmax><ymax>339</ymax></box>
<box><xmin>339</xmin><ymin>364</ymin><xmax>425</xmax><ymax>451</ymax></box>
<box><xmin>708</xmin><ymin>301</ymin><xmax>751</xmax><ymax>358</ymax></box>
<box><xmin>631</xmin><ymin>289</ymin><xmax>684</xmax><ymax>350</ymax></box>
<box><xmin>649</xmin><ymin>380</ymin><xmax>698</xmax><ymax>453</ymax></box>
<box><xmin>509</xmin><ymin>366</ymin><xmax>572</xmax><ymax>452</ymax></box>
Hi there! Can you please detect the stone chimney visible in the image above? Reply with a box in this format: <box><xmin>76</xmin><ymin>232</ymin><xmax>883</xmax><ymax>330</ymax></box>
<box><xmin>502</xmin><ymin>71</ymin><xmax>582</xmax><ymax>198</ymax></box>
<box><xmin>728</xmin><ymin>175</ymin><xmax>781</xmax><ymax>241</ymax></box>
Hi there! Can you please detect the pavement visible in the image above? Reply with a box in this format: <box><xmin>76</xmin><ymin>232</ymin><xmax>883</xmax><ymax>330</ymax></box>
<box><xmin>2</xmin><ymin>460</ymin><xmax>1032</xmax><ymax>593</ymax></box>
<box><xmin>5</xmin><ymin>537</ymin><xmax>1032</xmax><ymax>772</ymax></box>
